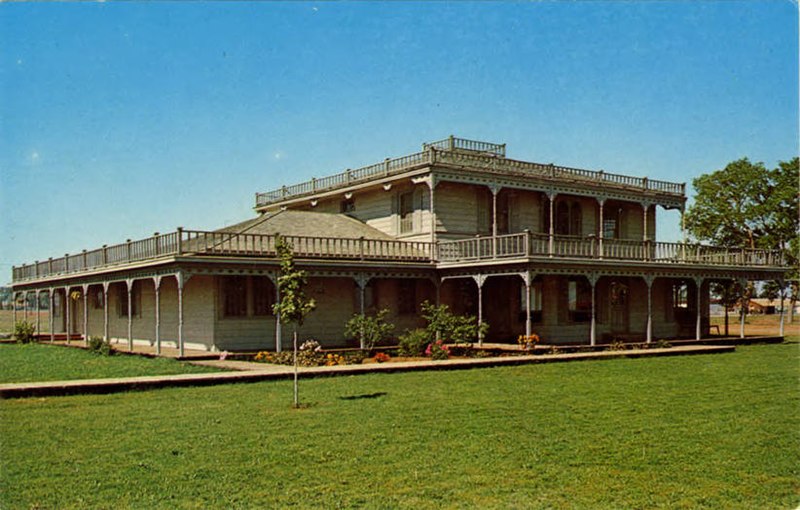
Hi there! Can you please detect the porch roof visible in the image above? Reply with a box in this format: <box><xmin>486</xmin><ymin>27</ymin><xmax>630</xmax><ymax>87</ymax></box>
<box><xmin>216</xmin><ymin>210</ymin><xmax>396</xmax><ymax>241</ymax></box>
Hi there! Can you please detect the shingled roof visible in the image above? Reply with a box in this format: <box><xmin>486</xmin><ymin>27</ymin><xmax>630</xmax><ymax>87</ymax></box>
<box><xmin>216</xmin><ymin>210</ymin><xmax>397</xmax><ymax>241</ymax></box>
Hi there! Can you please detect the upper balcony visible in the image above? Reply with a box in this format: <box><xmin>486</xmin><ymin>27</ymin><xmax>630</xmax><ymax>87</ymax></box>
<box><xmin>11</xmin><ymin>228</ymin><xmax>784</xmax><ymax>285</ymax></box>
<box><xmin>255</xmin><ymin>136</ymin><xmax>686</xmax><ymax>209</ymax></box>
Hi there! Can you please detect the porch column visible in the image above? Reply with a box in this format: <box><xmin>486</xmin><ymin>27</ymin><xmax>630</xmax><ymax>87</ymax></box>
<box><xmin>65</xmin><ymin>286</ymin><xmax>71</xmax><ymax>344</ymax></box>
<box><xmin>23</xmin><ymin>291</ymin><xmax>28</xmax><ymax>322</ymax></box>
<box><xmin>490</xmin><ymin>185</ymin><xmax>500</xmax><ymax>258</ymax></box>
<box><xmin>102</xmin><ymin>282</ymin><xmax>109</xmax><ymax>342</ymax></box>
<box><xmin>694</xmin><ymin>277</ymin><xmax>703</xmax><ymax>341</ymax></box>
<box><xmin>35</xmin><ymin>290</ymin><xmax>41</xmax><ymax>338</ymax></box>
<box><xmin>642</xmin><ymin>203</ymin><xmax>649</xmax><ymax>241</ymax></box>
<box><xmin>82</xmin><ymin>284</ymin><xmax>89</xmax><ymax>345</ymax></box>
<box><xmin>154</xmin><ymin>276</ymin><xmax>162</xmax><ymax>356</ymax></box>
<box><xmin>355</xmin><ymin>275</ymin><xmax>370</xmax><ymax>349</ymax></box>
<box><xmin>274</xmin><ymin>275</ymin><xmax>282</xmax><ymax>353</ymax></box>
<box><xmin>126</xmin><ymin>279</ymin><xmax>134</xmax><ymax>350</ymax></box>
<box><xmin>548</xmin><ymin>192</ymin><xmax>556</xmax><ymax>257</ymax></box>
<box><xmin>589</xmin><ymin>274</ymin><xmax>599</xmax><ymax>346</ymax></box>
<box><xmin>176</xmin><ymin>272</ymin><xmax>186</xmax><ymax>357</ymax></box>
<box><xmin>521</xmin><ymin>271</ymin><xmax>532</xmax><ymax>338</ymax></box>
<box><xmin>597</xmin><ymin>198</ymin><xmax>605</xmax><ymax>259</ymax></box>
<box><xmin>48</xmin><ymin>289</ymin><xmax>54</xmax><ymax>343</ymax></box>
<box><xmin>645</xmin><ymin>276</ymin><xmax>654</xmax><ymax>344</ymax></box>
<box><xmin>739</xmin><ymin>278</ymin><xmax>747</xmax><ymax>339</ymax></box>
<box><xmin>680</xmin><ymin>206</ymin><xmax>687</xmax><ymax>261</ymax></box>
<box><xmin>12</xmin><ymin>292</ymin><xmax>17</xmax><ymax>327</ymax></box>
<box><xmin>779</xmin><ymin>280</ymin><xmax>786</xmax><ymax>337</ymax></box>
<box><xmin>429</xmin><ymin>179</ymin><xmax>437</xmax><ymax>245</ymax></box>
<box><xmin>472</xmin><ymin>275</ymin><xmax>487</xmax><ymax>345</ymax></box>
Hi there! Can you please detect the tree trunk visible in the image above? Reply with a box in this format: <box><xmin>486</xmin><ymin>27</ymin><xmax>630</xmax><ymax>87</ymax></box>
<box><xmin>293</xmin><ymin>329</ymin><xmax>299</xmax><ymax>408</ymax></box>
<box><xmin>724</xmin><ymin>305</ymin><xmax>729</xmax><ymax>336</ymax></box>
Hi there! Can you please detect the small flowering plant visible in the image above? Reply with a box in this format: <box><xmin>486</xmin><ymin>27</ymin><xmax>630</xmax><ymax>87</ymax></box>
<box><xmin>517</xmin><ymin>334</ymin><xmax>541</xmax><ymax>352</ymax></box>
<box><xmin>373</xmin><ymin>352</ymin><xmax>391</xmax><ymax>363</ymax></box>
<box><xmin>426</xmin><ymin>340</ymin><xmax>450</xmax><ymax>360</ymax></box>
<box><xmin>299</xmin><ymin>340</ymin><xmax>322</xmax><ymax>352</ymax></box>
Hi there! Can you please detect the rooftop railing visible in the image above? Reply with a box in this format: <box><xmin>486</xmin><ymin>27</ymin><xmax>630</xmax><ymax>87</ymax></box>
<box><xmin>255</xmin><ymin>136</ymin><xmax>686</xmax><ymax>207</ymax></box>
<box><xmin>11</xmin><ymin>229</ymin><xmax>784</xmax><ymax>284</ymax></box>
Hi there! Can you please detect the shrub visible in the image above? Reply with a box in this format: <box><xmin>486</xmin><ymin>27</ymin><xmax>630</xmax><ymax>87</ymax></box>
<box><xmin>87</xmin><ymin>336</ymin><xmax>113</xmax><ymax>356</ymax></box>
<box><xmin>397</xmin><ymin>328</ymin><xmax>430</xmax><ymax>357</ymax></box>
<box><xmin>448</xmin><ymin>343</ymin><xmax>476</xmax><ymax>357</ymax></box>
<box><xmin>426</xmin><ymin>340</ymin><xmax>450</xmax><ymax>360</ymax></box>
<box><xmin>420</xmin><ymin>301</ymin><xmax>487</xmax><ymax>344</ymax></box>
<box><xmin>656</xmin><ymin>339</ymin><xmax>672</xmax><ymax>349</ymax></box>
<box><xmin>344</xmin><ymin>309</ymin><xmax>395</xmax><ymax>353</ymax></box>
<box><xmin>609</xmin><ymin>339</ymin><xmax>626</xmax><ymax>351</ymax></box>
<box><xmin>14</xmin><ymin>321</ymin><xmax>36</xmax><ymax>344</ymax></box>
<box><xmin>373</xmin><ymin>352</ymin><xmax>391</xmax><ymax>363</ymax></box>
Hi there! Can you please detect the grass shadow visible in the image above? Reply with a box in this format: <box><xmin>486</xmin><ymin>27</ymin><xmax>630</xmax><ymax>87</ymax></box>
<box><xmin>338</xmin><ymin>392</ymin><xmax>387</xmax><ymax>401</ymax></box>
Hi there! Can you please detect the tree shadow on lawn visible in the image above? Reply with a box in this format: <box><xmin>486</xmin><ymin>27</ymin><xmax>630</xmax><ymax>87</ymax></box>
<box><xmin>338</xmin><ymin>392</ymin><xmax>388</xmax><ymax>401</ymax></box>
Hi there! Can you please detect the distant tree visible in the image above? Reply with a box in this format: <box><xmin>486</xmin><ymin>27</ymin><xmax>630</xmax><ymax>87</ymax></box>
<box><xmin>685</xmin><ymin>157</ymin><xmax>799</xmax><ymax>322</ymax></box>
<box><xmin>272</xmin><ymin>234</ymin><xmax>316</xmax><ymax>408</ymax></box>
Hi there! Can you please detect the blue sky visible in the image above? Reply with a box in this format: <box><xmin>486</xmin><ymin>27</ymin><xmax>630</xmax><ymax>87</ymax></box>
<box><xmin>1</xmin><ymin>1</ymin><xmax>797</xmax><ymax>283</ymax></box>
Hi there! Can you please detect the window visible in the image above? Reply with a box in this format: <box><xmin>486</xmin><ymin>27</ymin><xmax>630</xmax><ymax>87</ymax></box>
<box><xmin>53</xmin><ymin>292</ymin><xmax>61</xmax><ymax>317</ymax></box>
<box><xmin>603</xmin><ymin>207</ymin><xmax>622</xmax><ymax>239</ymax></box>
<box><xmin>252</xmin><ymin>276</ymin><xmax>275</xmax><ymax>316</ymax></box>
<box><xmin>519</xmin><ymin>280</ymin><xmax>543</xmax><ymax>323</ymax></box>
<box><xmin>398</xmin><ymin>280</ymin><xmax>416</xmax><ymax>314</ymax></box>
<box><xmin>541</xmin><ymin>195</ymin><xmax>551</xmax><ymax>234</ymax></box>
<box><xmin>340</xmin><ymin>198</ymin><xmax>355</xmax><ymax>214</ymax></box>
<box><xmin>567</xmin><ymin>278</ymin><xmax>592</xmax><ymax>322</ymax></box>
<box><xmin>222</xmin><ymin>276</ymin><xmax>248</xmax><ymax>317</ymax></box>
<box><xmin>91</xmin><ymin>288</ymin><xmax>104</xmax><ymax>310</ymax></box>
<box><xmin>400</xmin><ymin>191</ymin><xmax>414</xmax><ymax>234</ymax></box>
<box><xmin>555</xmin><ymin>200</ymin><xmax>582</xmax><ymax>236</ymax></box>
<box><xmin>673</xmin><ymin>282</ymin><xmax>689</xmax><ymax>309</ymax></box>
<box><xmin>118</xmin><ymin>282</ymin><xmax>140</xmax><ymax>318</ymax></box>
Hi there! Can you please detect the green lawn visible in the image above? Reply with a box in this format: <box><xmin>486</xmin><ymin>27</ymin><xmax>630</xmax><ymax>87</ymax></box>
<box><xmin>1</xmin><ymin>342</ymin><xmax>798</xmax><ymax>509</ymax></box>
<box><xmin>0</xmin><ymin>343</ymin><xmax>223</xmax><ymax>383</ymax></box>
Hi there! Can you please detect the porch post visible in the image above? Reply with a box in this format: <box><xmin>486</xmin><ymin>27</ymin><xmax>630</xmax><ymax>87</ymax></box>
<box><xmin>35</xmin><ymin>290</ymin><xmax>40</xmax><ymax>339</ymax></box>
<box><xmin>522</xmin><ymin>271</ymin><xmax>532</xmax><ymax>338</ymax></box>
<box><xmin>82</xmin><ymin>284</ymin><xmax>89</xmax><ymax>345</ymax></box>
<box><xmin>548</xmin><ymin>192</ymin><xmax>556</xmax><ymax>257</ymax></box>
<box><xmin>274</xmin><ymin>275</ymin><xmax>282</xmax><ymax>352</ymax></box>
<box><xmin>12</xmin><ymin>292</ymin><xmax>17</xmax><ymax>328</ymax></box>
<box><xmin>490</xmin><ymin>185</ymin><xmax>500</xmax><ymax>258</ymax></box>
<box><xmin>680</xmin><ymin>206</ymin><xmax>687</xmax><ymax>261</ymax></box>
<box><xmin>472</xmin><ymin>275</ymin><xmax>487</xmax><ymax>345</ymax></box>
<box><xmin>779</xmin><ymin>280</ymin><xmax>785</xmax><ymax>337</ymax></box>
<box><xmin>23</xmin><ymin>291</ymin><xmax>28</xmax><ymax>322</ymax></box>
<box><xmin>589</xmin><ymin>274</ymin><xmax>598</xmax><ymax>346</ymax></box>
<box><xmin>355</xmin><ymin>275</ymin><xmax>370</xmax><ymax>349</ymax></box>
<box><xmin>695</xmin><ymin>277</ymin><xmax>703</xmax><ymax>341</ymax></box>
<box><xmin>49</xmin><ymin>289</ymin><xmax>54</xmax><ymax>342</ymax></box>
<box><xmin>154</xmin><ymin>276</ymin><xmax>162</xmax><ymax>355</ymax></box>
<box><xmin>645</xmin><ymin>276</ymin><xmax>654</xmax><ymax>344</ymax></box>
<box><xmin>126</xmin><ymin>279</ymin><xmax>133</xmax><ymax>351</ymax></box>
<box><xmin>597</xmin><ymin>198</ymin><xmax>605</xmax><ymax>259</ymax></box>
<box><xmin>429</xmin><ymin>179</ymin><xmax>437</xmax><ymax>245</ymax></box>
<box><xmin>642</xmin><ymin>203</ymin><xmax>649</xmax><ymax>241</ymax></box>
<box><xmin>177</xmin><ymin>272</ymin><xmax>185</xmax><ymax>357</ymax></box>
<box><xmin>66</xmin><ymin>286</ymin><xmax>71</xmax><ymax>344</ymax></box>
<box><xmin>102</xmin><ymin>282</ymin><xmax>109</xmax><ymax>342</ymax></box>
<box><xmin>739</xmin><ymin>278</ymin><xmax>747</xmax><ymax>339</ymax></box>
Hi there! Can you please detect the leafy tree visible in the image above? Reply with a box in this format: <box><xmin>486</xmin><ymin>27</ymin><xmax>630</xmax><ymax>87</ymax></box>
<box><xmin>272</xmin><ymin>234</ymin><xmax>316</xmax><ymax>408</ymax></box>
<box><xmin>420</xmin><ymin>301</ymin><xmax>488</xmax><ymax>344</ymax></box>
<box><xmin>686</xmin><ymin>157</ymin><xmax>799</xmax><ymax>323</ymax></box>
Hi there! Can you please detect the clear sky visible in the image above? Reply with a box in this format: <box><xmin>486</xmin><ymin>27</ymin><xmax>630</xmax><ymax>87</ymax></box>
<box><xmin>1</xmin><ymin>1</ymin><xmax>797</xmax><ymax>284</ymax></box>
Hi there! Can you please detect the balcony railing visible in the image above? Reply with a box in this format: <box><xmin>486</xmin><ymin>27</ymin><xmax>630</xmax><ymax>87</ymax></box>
<box><xmin>435</xmin><ymin>232</ymin><xmax>785</xmax><ymax>267</ymax></box>
<box><xmin>255</xmin><ymin>137</ymin><xmax>686</xmax><ymax>207</ymax></box>
<box><xmin>12</xmin><ymin>228</ymin><xmax>784</xmax><ymax>284</ymax></box>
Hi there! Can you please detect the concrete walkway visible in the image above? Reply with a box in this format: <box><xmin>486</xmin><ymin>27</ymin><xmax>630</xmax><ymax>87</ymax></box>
<box><xmin>0</xmin><ymin>344</ymin><xmax>734</xmax><ymax>399</ymax></box>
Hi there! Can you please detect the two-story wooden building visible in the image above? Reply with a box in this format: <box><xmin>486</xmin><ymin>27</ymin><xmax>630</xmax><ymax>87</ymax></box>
<box><xmin>11</xmin><ymin>137</ymin><xmax>787</xmax><ymax>354</ymax></box>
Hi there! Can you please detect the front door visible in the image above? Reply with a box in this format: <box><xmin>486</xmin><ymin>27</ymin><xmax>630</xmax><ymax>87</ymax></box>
<box><xmin>609</xmin><ymin>281</ymin><xmax>629</xmax><ymax>333</ymax></box>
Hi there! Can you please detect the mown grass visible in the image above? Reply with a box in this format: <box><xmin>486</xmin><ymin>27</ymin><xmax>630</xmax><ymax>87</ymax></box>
<box><xmin>1</xmin><ymin>341</ymin><xmax>798</xmax><ymax>509</ymax></box>
<box><xmin>0</xmin><ymin>343</ymin><xmax>223</xmax><ymax>383</ymax></box>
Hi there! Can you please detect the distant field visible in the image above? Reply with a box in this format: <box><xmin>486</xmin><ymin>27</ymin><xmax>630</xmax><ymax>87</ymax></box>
<box><xmin>0</xmin><ymin>309</ymin><xmax>52</xmax><ymax>336</ymax></box>
<box><xmin>711</xmin><ymin>312</ymin><xmax>797</xmax><ymax>336</ymax></box>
